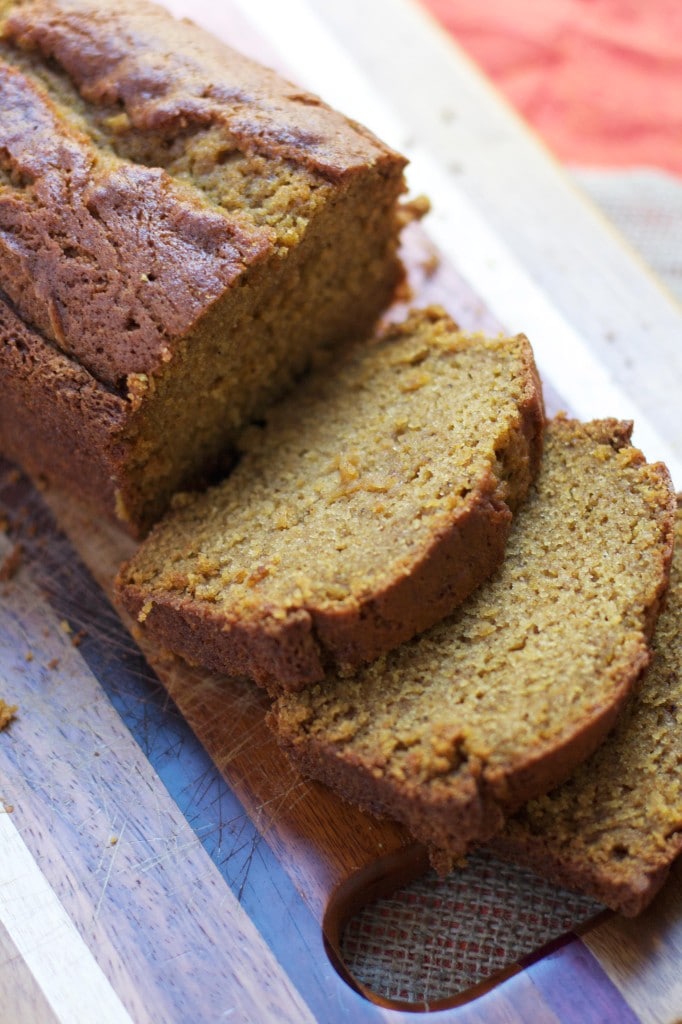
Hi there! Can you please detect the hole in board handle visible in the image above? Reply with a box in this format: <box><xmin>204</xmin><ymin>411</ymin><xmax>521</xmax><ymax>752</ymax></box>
<box><xmin>323</xmin><ymin>846</ymin><xmax>605</xmax><ymax>1013</ymax></box>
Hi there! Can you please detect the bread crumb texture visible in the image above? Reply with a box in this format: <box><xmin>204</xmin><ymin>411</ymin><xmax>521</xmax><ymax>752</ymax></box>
<box><xmin>117</xmin><ymin>307</ymin><xmax>544</xmax><ymax>688</ymax></box>
<box><xmin>491</xmin><ymin>496</ymin><xmax>682</xmax><ymax>916</ymax></box>
<box><xmin>273</xmin><ymin>418</ymin><xmax>675</xmax><ymax>858</ymax></box>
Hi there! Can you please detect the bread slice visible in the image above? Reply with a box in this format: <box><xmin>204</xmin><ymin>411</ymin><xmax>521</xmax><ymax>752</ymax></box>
<box><xmin>116</xmin><ymin>308</ymin><xmax>544</xmax><ymax>691</ymax></box>
<box><xmin>0</xmin><ymin>0</ymin><xmax>406</xmax><ymax>534</ymax></box>
<box><xmin>488</xmin><ymin>496</ymin><xmax>682</xmax><ymax>917</ymax></box>
<box><xmin>272</xmin><ymin>419</ymin><xmax>675</xmax><ymax>856</ymax></box>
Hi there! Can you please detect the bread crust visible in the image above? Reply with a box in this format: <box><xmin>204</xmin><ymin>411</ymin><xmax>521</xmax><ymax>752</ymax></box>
<box><xmin>0</xmin><ymin>294</ymin><xmax>129</xmax><ymax>514</ymax></box>
<box><xmin>119</xmin><ymin>488</ymin><xmax>516</xmax><ymax>693</ymax></box>
<box><xmin>487</xmin><ymin>831</ymin><xmax>680</xmax><ymax>918</ymax></box>
<box><xmin>3</xmin><ymin>0</ymin><xmax>403</xmax><ymax>181</ymax></box>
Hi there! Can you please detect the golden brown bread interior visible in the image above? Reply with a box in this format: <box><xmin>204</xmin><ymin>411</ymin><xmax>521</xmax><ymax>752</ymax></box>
<box><xmin>116</xmin><ymin>307</ymin><xmax>544</xmax><ymax>690</ymax></box>
<box><xmin>489</xmin><ymin>497</ymin><xmax>682</xmax><ymax>917</ymax></box>
<box><xmin>0</xmin><ymin>0</ymin><xmax>406</xmax><ymax>533</ymax></box>
<box><xmin>272</xmin><ymin>418</ymin><xmax>675</xmax><ymax>858</ymax></box>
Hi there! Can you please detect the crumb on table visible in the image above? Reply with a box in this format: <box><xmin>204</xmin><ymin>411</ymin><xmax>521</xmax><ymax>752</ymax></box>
<box><xmin>0</xmin><ymin>699</ymin><xmax>18</xmax><ymax>731</ymax></box>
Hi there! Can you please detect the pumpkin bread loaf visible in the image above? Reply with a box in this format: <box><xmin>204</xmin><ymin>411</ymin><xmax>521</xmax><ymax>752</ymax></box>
<box><xmin>490</xmin><ymin>497</ymin><xmax>682</xmax><ymax>917</ymax></box>
<box><xmin>116</xmin><ymin>307</ymin><xmax>544</xmax><ymax>691</ymax></box>
<box><xmin>272</xmin><ymin>419</ymin><xmax>675</xmax><ymax>857</ymax></box>
<box><xmin>0</xmin><ymin>0</ymin><xmax>406</xmax><ymax>534</ymax></box>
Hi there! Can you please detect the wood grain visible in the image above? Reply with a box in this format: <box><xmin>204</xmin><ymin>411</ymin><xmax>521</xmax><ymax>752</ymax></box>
<box><xmin>0</xmin><ymin>920</ymin><xmax>61</xmax><ymax>1024</ymax></box>
<box><xmin>0</xmin><ymin>515</ymin><xmax>323</xmax><ymax>1024</ymax></box>
<box><xmin>583</xmin><ymin>860</ymin><xmax>682</xmax><ymax>1024</ymax></box>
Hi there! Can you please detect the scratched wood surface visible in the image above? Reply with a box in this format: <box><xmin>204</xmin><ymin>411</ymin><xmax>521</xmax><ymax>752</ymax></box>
<box><xmin>2</xmin><ymin>1</ymin><xmax>682</xmax><ymax>1022</ymax></box>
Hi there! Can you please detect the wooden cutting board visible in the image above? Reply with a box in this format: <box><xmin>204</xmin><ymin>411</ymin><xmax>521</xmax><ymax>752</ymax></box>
<box><xmin>1</xmin><ymin>2</ymin><xmax>682</xmax><ymax>1022</ymax></box>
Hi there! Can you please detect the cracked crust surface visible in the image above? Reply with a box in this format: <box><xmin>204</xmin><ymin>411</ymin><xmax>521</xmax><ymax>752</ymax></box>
<box><xmin>271</xmin><ymin>418</ymin><xmax>675</xmax><ymax>856</ymax></box>
<box><xmin>116</xmin><ymin>307</ymin><xmax>544</xmax><ymax>690</ymax></box>
<box><xmin>0</xmin><ymin>59</ymin><xmax>267</xmax><ymax>387</ymax></box>
<box><xmin>1</xmin><ymin>0</ymin><xmax>397</xmax><ymax>180</ymax></box>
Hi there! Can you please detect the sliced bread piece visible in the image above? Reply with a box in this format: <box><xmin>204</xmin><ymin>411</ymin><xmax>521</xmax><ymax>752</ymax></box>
<box><xmin>116</xmin><ymin>307</ymin><xmax>544</xmax><ymax>691</ymax></box>
<box><xmin>488</xmin><ymin>497</ymin><xmax>682</xmax><ymax>917</ymax></box>
<box><xmin>272</xmin><ymin>419</ymin><xmax>675</xmax><ymax>856</ymax></box>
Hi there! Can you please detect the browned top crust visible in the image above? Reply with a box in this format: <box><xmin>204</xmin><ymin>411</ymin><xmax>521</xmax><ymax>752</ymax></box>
<box><xmin>0</xmin><ymin>0</ymin><xmax>406</xmax><ymax>388</ymax></box>
<box><xmin>0</xmin><ymin>59</ymin><xmax>269</xmax><ymax>387</ymax></box>
<box><xmin>2</xmin><ymin>0</ymin><xmax>404</xmax><ymax>179</ymax></box>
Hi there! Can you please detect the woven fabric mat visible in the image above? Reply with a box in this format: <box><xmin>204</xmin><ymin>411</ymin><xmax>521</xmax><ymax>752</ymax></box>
<box><xmin>340</xmin><ymin>169</ymin><xmax>681</xmax><ymax>1006</ymax></box>
<box><xmin>341</xmin><ymin>850</ymin><xmax>600</xmax><ymax>1005</ymax></box>
<box><xmin>576</xmin><ymin>168</ymin><xmax>682</xmax><ymax>306</ymax></box>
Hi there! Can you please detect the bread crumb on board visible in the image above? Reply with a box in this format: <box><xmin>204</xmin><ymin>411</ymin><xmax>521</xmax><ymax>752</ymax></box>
<box><xmin>397</xmin><ymin>194</ymin><xmax>431</xmax><ymax>226</ymax></box>
<box><xmin>59</xmin><ymin>620</ymin><xmax>87</xmax><ymax>647</ymax></box>
<box><xmin>0</xmin><ymin>699</ymin><xmax>18</xmax><ymax>731</ymax></box>
<box><xmin>71</xmin><ymin>630</ymin><xmax>88</xmax><ymax>648</ymax></box>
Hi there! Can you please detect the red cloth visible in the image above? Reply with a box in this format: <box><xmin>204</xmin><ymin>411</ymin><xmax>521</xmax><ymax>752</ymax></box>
<box><xmin>420</xmin><ymin>0</ymin><xmax>682</xmax><ymax>175</ymax></box>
